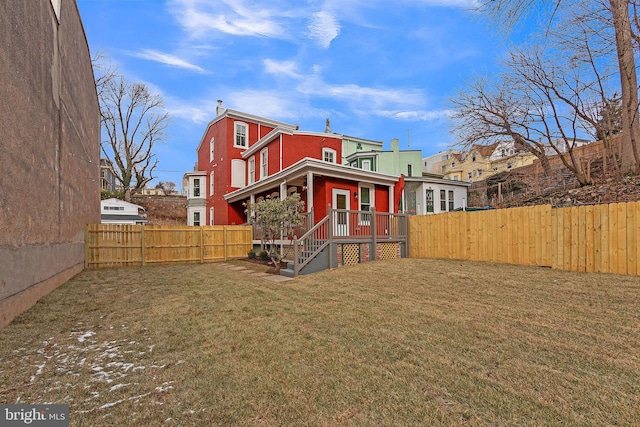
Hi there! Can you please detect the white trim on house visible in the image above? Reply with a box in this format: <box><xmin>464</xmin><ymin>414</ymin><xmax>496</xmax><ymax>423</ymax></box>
<box><xmin>224</xmin><ymin>157</ymin><xmax>401</xmax><ymax>204</ymax></box>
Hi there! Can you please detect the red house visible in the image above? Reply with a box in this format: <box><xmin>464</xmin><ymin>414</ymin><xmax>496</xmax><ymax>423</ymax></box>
<box><xmin>185</xmin><ymin>101</ymin><xmax>404</xmax><ymax>232</ymax></box>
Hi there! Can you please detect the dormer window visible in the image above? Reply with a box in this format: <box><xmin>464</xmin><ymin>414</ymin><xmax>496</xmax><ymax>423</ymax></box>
<box><xmin>234</xmin><ymin>122</ymin><xmax>248</xmax><ymax>148</ymax></box>
<box><xmin>323</xmin><ymin>148</ymin><xmax>336</xmax><ymax>163</ymax></box>
<box><xmin>472</xmin><ymin>153</ymin><xmax>477</xmax><ymax>162</ymax></box>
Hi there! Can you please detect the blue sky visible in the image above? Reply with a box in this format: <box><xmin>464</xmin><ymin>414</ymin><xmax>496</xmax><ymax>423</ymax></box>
<box><xmin>77</xmin><ymin>0</ymin><xmax>510</xmax><ymax>187</ymax></box>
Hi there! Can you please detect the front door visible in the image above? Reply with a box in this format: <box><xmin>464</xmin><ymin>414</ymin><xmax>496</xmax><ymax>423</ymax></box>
<box><xmin>332</xmin><ymin>189</ymin><xmax>350</xmax><ymax>236</ymax></box>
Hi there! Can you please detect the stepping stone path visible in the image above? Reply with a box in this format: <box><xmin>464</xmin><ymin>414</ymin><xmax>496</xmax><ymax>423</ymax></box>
<box><xmin>217</xmin><ymin>263</ymin><xmax>294</xmax><ymax>282</ymax></box>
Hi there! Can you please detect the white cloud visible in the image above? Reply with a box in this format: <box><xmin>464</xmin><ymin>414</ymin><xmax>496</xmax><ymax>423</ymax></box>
<box><xmin>307</xmin><ymin>11</ymin><xmax>341</xmax><ymax>48</ymax></box>
<box><xmin>374</xmin><ymin>109</ymin><xmax>452</xmax><ymax>121</ymax></box>
<box><xmin>263</xmin><ymin>59</ymin><xmax>302</xmax><ymax>79</ymax></box>
<box><xmin>132</xmin><ymin>49</ymin><xmax>207</xmax><ymax>73</ymax></box>
<box><xmin>297</xmin><ymin>76</ymin><xmax>424</xmax><ymax>110</ymax></box>
<box><xmin>168</xmin><ymin>0</ymin><xmax>284</xmax><ymax>39</ymax></box>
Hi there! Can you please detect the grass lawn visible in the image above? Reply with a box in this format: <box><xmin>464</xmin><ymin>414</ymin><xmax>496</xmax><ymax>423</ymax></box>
<box><xmin>1</xmin><ymin>259</ymin><xmax>639</xmax><ymax>426</ymax></box>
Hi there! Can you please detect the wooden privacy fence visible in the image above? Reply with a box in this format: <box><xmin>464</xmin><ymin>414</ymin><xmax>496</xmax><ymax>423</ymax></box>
<box><xmin>86</xmin><ymin>224</ymin><xmax>253</xmax><ymax>269</ymax></box>
<box><xmin>409</xmin><ymin>201</ymin><xmax>640</xmax><ymax>276</ymax></box>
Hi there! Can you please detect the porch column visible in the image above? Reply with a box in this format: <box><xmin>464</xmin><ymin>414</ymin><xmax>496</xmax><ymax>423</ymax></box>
<box><xmin>389</xmin><ymin>184</ymin><xmax>395</xmax><ymax>213</ymax></box>
<box><xmin>249</xmin><ymin>194</ymin><xmax>255</xmax><ymax>219</ymax></box>
<box><xmin>306</xmin><ymin>172</ymin><xmax>314</xmax><ymax>213</ymax></box>
<box><xmin>280</xmin><ymin>181</ymin><xmax>287</xmax><ymax>199</ymax></box>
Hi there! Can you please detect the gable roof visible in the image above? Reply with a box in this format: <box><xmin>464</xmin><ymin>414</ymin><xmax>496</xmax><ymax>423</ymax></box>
<box><xmin>472</xmin><ymin>142</ymin><xmax>500</xmax><ymax>158</ymax></box>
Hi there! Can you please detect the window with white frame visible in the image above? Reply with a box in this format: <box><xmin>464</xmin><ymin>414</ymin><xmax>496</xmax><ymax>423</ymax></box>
<box><xmin>209</xmin><ymin>172</ymin><xmax>215</xmax><ymax>196</ymax></box>
<box><xmin>359</xmin><ymin>185</ymin><xmax>374</xmax><ymax>224</ymax></box>
<box><xmin>407</xmin><ymin>164</ymin><xmax>413</xmax><ymax>176</ymax></box>
<box><xmin>248</xmin><ymin>157</ymin><xmax>255</xmax><ymax>184</ymax></box>
<box><xmin>209</xmin><ymin>137</ymin><xmax>215</xmax><ymax>162</ymax></box>
<box><xmin>448</xmin><ymin>190</ymin><xmax>454</xmax><ymax>211</ymax></box>
<box><xmin>209</xmin><ymin>207</ymin><xmax>214</xmax><ymax>225</ymax></box>
<box><xmin>234</xmin><ymin>122</ymin><xmax>248</xmax><ymax>148</ymax></box>
<box><xmin>260</xmin><ymin>148</ymin><xmax>268</xmax><ymax>179</ymax></box>
<box><xmin>440</xmin><ymin>189</ymin><xmax>447</xmax><ymax>211</ymax></box>
<box><xmin>362</xmin><ymin>159</ymin><xmax>371</xmax><ymax>171</ymax></box>
<box><xmin>193</xmin><ymin>211</ymin><xmax>201</xmax><ymax>226</ymax></box>
<box><xmin>192</xmin><ymin>178</ymin><xmax>201</xmax><ymax>198</ymax></box>
<box><xmin>323</xmin><ymin>148</ymin><xmax>336</xmax><ymax>163</ymax></box>
<box><xmin>425</xmin><ymin>190</ymin><xmax>434</xmax><ymax>213</ymax></box>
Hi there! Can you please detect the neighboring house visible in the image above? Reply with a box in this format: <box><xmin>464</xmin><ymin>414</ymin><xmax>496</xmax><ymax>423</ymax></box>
<box><xmin>422</xmin><ymin>149</ymin><xmax>459</xmax><ymax>176</ymax></box>
<box><xmin>435</xmin><ymin>141</ymin><xmax>537</xmax><ymax>183</ymax></box>
<box><xmin>100</xmin><ymin>158</ymin><xmax>117</xmax><ymax>191</ymax></box>
<box><xmin>100</xmin><ymin>198</ymin><xmax>148</xmax><ymax>225</ymax></box>
<box><xmin>345</xmin><ymin>138</ymin><xmax>423</xmax><ymax>178</ymax></box>
<box><xmin>183</xmin><ymin>170</ymin><xmax>207</xmax><ymax>226</ymax></box>
<box><xmin>135</xmin><ymin>187</ymin><xmax>165</xmax><ymax>196</ymax></box>
<box><xmin>0</xmin><ymin>0</ymin><xmax>100</xmax><ymax>328</ymax></box>
<box><xmin>187</xmin><ymin>101</ymin><xmax>405</xmax><ymax>228</ymax></box>
<box><xmin>403</xmin><ymin>177</ymin><xmax>471</xmax><ymax>215</ymax></box>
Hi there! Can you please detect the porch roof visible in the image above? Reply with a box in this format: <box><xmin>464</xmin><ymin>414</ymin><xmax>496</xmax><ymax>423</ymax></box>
<box><xmin>224</xmin><ymin>157</ymin><xmax>400</xmax><ymax>203</ymax></box>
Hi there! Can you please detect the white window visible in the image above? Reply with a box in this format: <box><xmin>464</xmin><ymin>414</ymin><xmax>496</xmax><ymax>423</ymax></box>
<box><xmin>448</xmin><ymin>190</ymin><xmax>454</xmax><ymax>211</ymax></box>
<box><xmin>193</xmin><ymin>211</ymin><xmax>201</xmax><ymax>226</ymax></box>
<box><xmin>407</xmin><ymin>164</ymin><xmax>413</xmax><ymax>176</ymax></box>
<box><xmin>248</xmin><ymin>157</ymin><xmax>255</xmax><ymax>184</ymax></box>
<box><xmin>451</xmin><ymin>162</ymin><xmax>456</xmax><ymax>168</ymax></box>
<box><xmin>453</xmin><ymin>176</ymin><xmax>459</xmax><ymax>181</ymax></box>
<box><xmin>359</xmin><ymin>185</ymin><xmax>374</xmax><ymax>224</ymax></box>
<box><xmin>440</xmin><ymin>190</ymin><xmax>447</xmax><ymax>212</ymax></box>
<box><xmin>209</xmin><ymin>137</ymin><xmax>215</xmax><ymax>162</ymax></box>
<box><xmin>507</xmin><ymin>162</ymin><xmax>512</xmax><ymax>169</ymax></box>
<box><xmin>209</xmin><ymin>207</ymin><xmax>214</xmax><ymax>225</ymax></box>
<box><xmin>231</xmin><ymin>159</ymin><xmax>246</xmax><ymax>188</ymax></box>
<box><xmin>209</xmin><ymin>172</ymin><xmax>215</xmax><ymax>196</ymax></box>
<box><xmin>467</xmin><ymin>172</ymin><xmax>472</xmax><ymax>180</ymax></box>
<box><xmin>260</xmin><ymin>148</ymin><xmax>268</xmax><ymax>179</ymax></box>
<box><xmin>472</xmin><ymin>153</ymin><xmax>477</xmax><ymax>162</ymax></box>
<box><xmin>234</xmin><ymin>122</ymin><xmax>248</xmax><ymax>148</ymax></box>
<box><xmin>362</xmin><ymin>159</ymin><xmax>371</xmax><ymax>171</ymax></box>
<box><xmin>323</xmin><ymin>148</ymin><xmax>336</xmax><ymax>163</ymax></box>
<box><xmin>192</xmin><ymin>178</ymin><xmax>201</xmax><ymax>198</ymax></box>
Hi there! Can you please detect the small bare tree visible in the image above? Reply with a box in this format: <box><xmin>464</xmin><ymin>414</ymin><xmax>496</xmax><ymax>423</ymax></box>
<box><xmin>250</xmin><ymin>194</ymin><xmax>305</xmax><ymax>269</ymax></box>
<box><xmin>94</xmin><ymin>56</ymin><xmax>169</xmax><ymax>201</ymax></box>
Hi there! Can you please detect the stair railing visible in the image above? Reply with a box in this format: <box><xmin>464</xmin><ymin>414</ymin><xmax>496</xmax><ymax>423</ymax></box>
<box><xmin>293</xmin><ymin>214</ymin><xmax>330</xmax><ymax>277</ymax></box>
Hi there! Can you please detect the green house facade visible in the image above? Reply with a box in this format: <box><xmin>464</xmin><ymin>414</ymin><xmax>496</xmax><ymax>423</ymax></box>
<box><xmin>344</xmin><ymin>138</ymin><xmax>422</xmax><ymax>177</ymax></box>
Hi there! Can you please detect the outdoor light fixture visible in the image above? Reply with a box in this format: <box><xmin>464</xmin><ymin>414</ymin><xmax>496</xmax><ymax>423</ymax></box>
<box><xmin>354</xmin><ymin>192</ymin><xmax>358</xmax><ymax>199</ymax></box>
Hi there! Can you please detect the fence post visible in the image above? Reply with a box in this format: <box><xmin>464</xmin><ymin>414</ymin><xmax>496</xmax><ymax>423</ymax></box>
<box><xmin>141</xmin><ymin>225</ymin><xmax>146</xmax><ymax>266</ymax></box>
<box><xmin>293</xmin><ymin>237</ymin><xmax>299</xmax><ymax>277</ymax></box>
<box><xmin>328</xmin><ymin>204</ymin><xmax>333</xmax><ymax>269</ymax></box>
<box><xmin>371</xmin><ymin>207</ymin><xmax>377</xmax><ymax>262</ymax></box>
